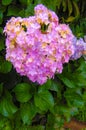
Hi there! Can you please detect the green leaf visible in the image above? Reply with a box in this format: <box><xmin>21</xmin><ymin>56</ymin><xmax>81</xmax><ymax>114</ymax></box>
<box><xmin>0</xmin><ymin>11</ymin><xmax>3</xmax><ymax>20</ymax></box>
<box><xmin>0</xmin><ymin>11</ymin><xmax>3</xmax><ymax>24</ymax></box>
<box><xmin>58</xmin><ymin>75</ymin><xmax>76</xmax><ymax>88</ymax></box>
<box><xmin>56</xmin><ymin>0</ymin><xmax>62</xmax><ymax>9</ymax></box>
<box><xmin>0</xmin><ymin>91</ymin><xmax>18</xmax><ymax>117</ymax></box>
<box><xmin>73</xmin><ymin>1</ymin><xmax>80</xmax><ymax>17</ymax></box>
<box><xmin>64</xmin><ymin>91</ymin><xmax>84</xmax><ymax>108</ymax></box>
<box><xmin>49</xmin><ymin>81</ymin><xmax>60</xmax><ymax>92</ymax></box>
<box><xmin>0</xmin><ymin>116</ymin><xmax>12</xmax><ymax>129</ymax></box>
<box><xmin>0</xmin><ymin>27</ymin><xmax>3</xmax><ymax>35</ymax></box>
<box><xmin>0</xmin><ymin>5</ymin><xmax>6</xmax><ymax>13</ymax></box>
<box><xmin>55</xmin><ymin>105</ymin><xmax>71</xmax><ymax>122</ymax></box>
<box><xmin>25</xmin><ymin>4</ymin><xmax>34</xmax><ymax>17</ymax></box>
<box><xmin>34</xmin><ymin>89</ymin><xmax>54</xmax><ymax>111</ymax></box>
<box><xmin>20</xmin><ymin>103</ymin><xmax>37</xmax><ymax>125</ymax></box>
<box><xmin>65</xmin><ymin>16</ymin><xmax>75</xmax><ymax>22</ymax></box>
<box><xmin>14</xmin><ymin>83</ymin><xmax>32</xmax><ymax>103</ymax></box>
<box><xmin>72</xmin><ymin>72</ymin><xmax>86</xmax><ymax>87</ymax></box>
<box><xmin>0</xmin><ymin>61</ymin><xmax>12</xmax><ymax>73</ymax></box>
<box><xmin>2</xmin><ymin>0</ymin><xmax>12</xmax><ymax>5</ymax></box>
<box><xmin>0</xmin><ymin>38</ymin><xmax>5</xmax><ymax>51</ymax></box>
<box><xmin>18</xmin><ymin>9</ymin><xmax>25</xmax><ymax>17</ymax></box>
<box><xmin>62</xmin><ymin>0</ymin><xmax>67</xmax><ymax>12</ymax></box>
<box><xmin>7</xmin><ymin>5</ymin><xmax>21</xmax><ymax>16</ymax></box>
<box><xmin>68</xmin><ymin>0</ymin><xmax>73</xmax><ymax>16</ymax></box>
<box><xmin>40</xmin><ymin>79</ymin><xmax>59</xmax><ymax>92</ymax></box>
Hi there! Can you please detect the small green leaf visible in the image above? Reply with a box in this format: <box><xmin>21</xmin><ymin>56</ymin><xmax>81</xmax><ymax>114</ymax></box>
<box><xmin>2</xmin><ymin>0</ymin><xmax>12</xmax><ymax>5</ymax></box>
<box><xmin>0</xmin><ymin>61</ymin><xmax>12</xmax><ymax>73</ymax></box>
<box><xmin>0</xmin><ymin>91</ymin><xmax>18</xmax><ymax>117</ymax></box>
<box><xmin>34</xmin><ymin>89</ymin><xmax>54</xmax><ymax>111</ymax></box>
<box><xmin>65</xmin><ymin>16</ymin><xmax>75</xmax><ymax>22</ymax></box>
<box><xmin>20</xmin><ymin>103</ymin><xmax>37</xmax><ymax>125</ymax></box>
<box><xmin>58</xmin><ymin>75</ymin><xmax>76</xmax><ymax>88</ymax></box>
<box><xmin>49</xmin><ymin>81</ymin><xmax>60</xmax><ymax>92</ymax></box>
<box><xmin>40</xmin><ymin>79</ymin><xmax>59</xmax><ymax>92</ymax></box>
<box><xmin>14</xmin><ymin>83</ymin><xmax>32</xmax><ymax>103</ymax></box>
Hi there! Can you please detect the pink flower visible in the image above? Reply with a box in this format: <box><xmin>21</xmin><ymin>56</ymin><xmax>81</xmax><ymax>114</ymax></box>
<box><xmin>4</xmin><ymin>4</ymin><xmax>75</xmax><ymax>84</ymax></box>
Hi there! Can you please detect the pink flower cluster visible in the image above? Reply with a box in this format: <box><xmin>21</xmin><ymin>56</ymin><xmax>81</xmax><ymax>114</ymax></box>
<box><xmin>71</xmin><ymin>37</ymin><xmax>86</xmax><ymax>60</ymax></box>
<box><xmin>4</xmin><ymin>4</ymin><xmax>75</xmax><ymax>84</ymax></box>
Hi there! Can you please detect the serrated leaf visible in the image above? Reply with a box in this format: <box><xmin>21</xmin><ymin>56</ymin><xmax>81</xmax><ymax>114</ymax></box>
<box><xmin>0</xmin><ymin>91</ymin><xmax>18</xmax><ymax>117</ymax></box>
<box><xmin>34</xmin><ymin>89</ymin><xmax>54</xmax><ymax>111</ymax></box>
<box><xmin>2</xmin><ymin>0</ymin><xmax>12</xmax><ymax>5</ymax></box>
<box><xmin>14</xmin><ymin>83</ymin><xmax>32</xmax><ymax>103</ymax></box>
<box><xmin>20</xmin><ymin>103</ymin><xmax>37</xmax><ymax>124</ymax></box>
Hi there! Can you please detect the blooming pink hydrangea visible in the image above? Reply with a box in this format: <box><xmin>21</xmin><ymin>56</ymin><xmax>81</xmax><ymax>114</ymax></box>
<box><xmin>71</xmin><ymin>37</ymin><xmax>86</xmax><ymax>60</ymax></box>
<box><xmin>4</xmin><ymin>4</ymin><xmax>75</xmax><ymax>84</ymax></box>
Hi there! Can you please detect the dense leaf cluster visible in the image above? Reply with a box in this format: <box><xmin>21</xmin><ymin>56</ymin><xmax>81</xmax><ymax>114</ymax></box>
<box><xmin>0</xmin><ymin>0</ymin><xmax>86</xmax><ymax>129</ymax></box>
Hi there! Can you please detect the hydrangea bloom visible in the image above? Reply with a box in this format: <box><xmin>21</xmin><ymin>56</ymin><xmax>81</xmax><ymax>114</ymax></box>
<box><xmin>71</xmin><ymin>37</ymin><xmax>86</xmax><ymax>60</ymax></box>
<box><xmin>4</xmin><ymin>4</ymin><xmax>75</xmax><ymax>84</ymax></box>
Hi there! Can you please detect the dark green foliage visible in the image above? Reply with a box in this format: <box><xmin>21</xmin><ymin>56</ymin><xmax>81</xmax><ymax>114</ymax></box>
<box><xmin>0</xmin><ymin>0</ymin><xmax>86</xmax><ymax>129</ymax></box>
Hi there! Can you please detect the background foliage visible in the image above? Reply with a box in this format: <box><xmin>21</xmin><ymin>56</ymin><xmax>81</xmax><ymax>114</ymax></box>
<box><xmin>0</xmin><ymin>0</ymin><xmax>86</xmax><ymax>129</ymax></box>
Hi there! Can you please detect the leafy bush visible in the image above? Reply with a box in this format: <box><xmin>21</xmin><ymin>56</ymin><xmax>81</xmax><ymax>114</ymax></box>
<box><xmin>0</xmin><ymin>0</ymin><xmax>86</xmax><ymax>129</ymax></box>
